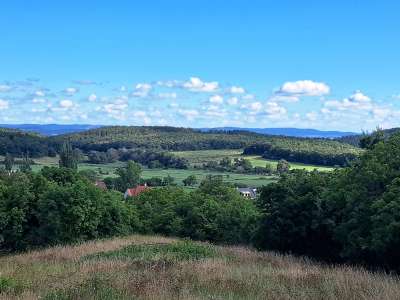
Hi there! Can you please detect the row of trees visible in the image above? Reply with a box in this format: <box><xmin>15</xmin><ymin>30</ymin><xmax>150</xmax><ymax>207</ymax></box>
<box><xmin>202</xmin><ymin>156</ymin><xmax>290</xmax><ymax>175</ymax></box>
<box><xmin>254</xmin><ymin>132</ymin><xmax>400</xmax><ymax>270</ymax></box>
<box><xmin>0</xmin><ymin>167</ymin><xmax>259</xmax><ymax>251</ymax></box>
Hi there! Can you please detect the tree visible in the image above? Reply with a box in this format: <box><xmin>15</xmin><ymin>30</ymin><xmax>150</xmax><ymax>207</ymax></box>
<box><xmin>276</xmin><ymin>159</ymin><xmax>290</xmax><ymax>175</ymax></box>
<box><xmin>59</xmin><ymin>141</ymin><xmax>78</xmax><ymax>169</ymax></box>
<box><xmin>183</xmin><ymin>175</ymin><xmax>198</xmax><ymax>186</ymax></box>
<box><xmin>19</xmin><ymin>153</ymin><xmax>32</xmax><ymax>173</ymax></box>
<box><xmin>114</xmin><ymin>161</ymin><xmax>142</xmax><ymax>192</ymax></box>
<box><xmin>162</xmin><ymin>175</ymin><xmax>175</xmax><ymax>186</ymax></box>
<box><xmin>359</xmin><ymin>128</ymin><xmax>385</xmax><ymax>150</ymax></box>
<box><xmin>4</xmin><ymin>153</ymin><xmax>14</xmax><ymax>172</ymax></box>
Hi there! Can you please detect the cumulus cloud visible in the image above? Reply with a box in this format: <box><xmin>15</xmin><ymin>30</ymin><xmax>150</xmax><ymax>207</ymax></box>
<box><xmin>183</xmin><ymin>77</ymin><xmax>219</xmax><ymax>92</ymax></box>
<box><xmin>158</xmin><ymin>92</ymin><xmax>177</xmax><ymax>99</ymax></box>
<box><xmin>277</xmin><ymin>80</ymin><xmax>330</xmax><ymax>96</ymax></box>
<box><xmin>63</xmin><ymin>87</ymin><xmax>79</xmax><ymax>95</ymax></box>
<box><xmin>227</xmin><ymin>97</ymin><xmax>238</xmax><ymax>105</ymax></box>
<box><xmin>59</xmin><ymin>99</ymin><xmax>74</xmax><ymax>109</ymax></box>
<box><xmin>32</xmin><ymin>98</ymin><xmax>46</xmax><ymax>104</ymax></box>
<box><xmin>178</xmin><ymin>109</ymin><xmax>199</xmax><ymax>120</ymax></box>
<box><xmin>34</xmin><ymin>90</ymin><xmax>45</xmax><ymax>97</ymax></box>
<box><xmin>324</xmin><ymin>91</ymin><xmax>372</xmax><ymax>111</ymax></box>
<box><xmin>0</xmin><ymin>99</ymin><xmax>9</xmax><ymax>110</ymax></box>
<box><xmin>132</xmin><ymin>83</ymin><xmax>152</xmax><ymax>98</ymax></box>
<box><xmin>229</xmin><ymin>86</ymin><xmax>245</xmax><ymax>94</ymax></box>
<box><xmin>209</xmin><ymin>95</ymin><xmax>223</xmax><ymax>104</ymax></box>
<box><xmin>88</xmin><ymin>93</ymin><xmax>97</xmax><ymax>102</ymax></box>
<box><xmin>248</xmin><ymin>102</ymin><xmax>263</xmax><ymax>111</ymax></box>
<box><xmin>0</xmin><ymin>85</ymin><xmax>12</xmax><ymax>93</ymax></box>
<box><xmin>265</xmin><ymin>102</ymin><xmax>287</xmax><ymax>118</ymax></box>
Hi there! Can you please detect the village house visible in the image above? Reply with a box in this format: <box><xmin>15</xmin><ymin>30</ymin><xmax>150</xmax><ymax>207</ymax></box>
<box><xmin>237</xmin><ymin>187</ymin><xmax>257</xmax><ymax>199</ymax></box>
<box><xmin>94</xmin><ymin>180</ymin><xmax>107</xmax><ymax>190</ymax></box>
<box><xmin>124</xmin><ymin>184</ymin><xmax>150</xmax><ymax>199</ymax></box>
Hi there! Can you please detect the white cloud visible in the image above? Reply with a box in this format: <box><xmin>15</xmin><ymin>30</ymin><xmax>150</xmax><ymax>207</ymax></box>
<box><xmin>0</xmin><ymin>85</ymin><xmax>12</xmax><ymax>93</ymax></box>
<box><xmin>348</xmin><ymin>90</ymin><xmax>371</xmax><ymax>102</ymax></box>
<box><xmin>133</xmin><ymin>111</ymin><xmax>147</xmax><ymax>118</ymax></box>
<box><xmin>229</xmin><ymin>86</ymin><xmax>245</xmax><ymax>94</ymax></box>
<box><xmin>265</xmin><ymin>102</ymin><xmax>287</xmax><ymax>118</ymax></box>
<box><xmin>306</xmin><ymin>111</ymin><xmax>318</xmax><ymax>121</ymax></box>
<box><xmin>34</xmin><ymin>90</ymin><xmax>45</xmax><ymax>97</ymax></box>
<box><xmin>0</xmin><ymin>99</ymin><xmax>9</xmax><ymax>110</ymax></box>
<box><xmin>59</xmin><ymin>99</ymin><xmax>74</xmax><ymax>109</ymax></box>
<box><xmin>209</xmin><ymin>95</ymin><xmax>223</xmax><ymax>104</ymax></box>
<box><xmin>132</xmin><ymin>83</ymin><xmax>152</xmax><ymax>97</ymax></box>
<box><xmin>88</xmin><ymin>93</ymin><xmax>97</xmax><ymax>102</ymax></box>
<box><xmin>64</xmin><ymin>87</ymin><xmax>79</xmax><ymax>95</ymax></box>
<box><xmin>158</xmin><ymin>92</ymin><xmax>177</xmax><ymax>99</ymax></box>
<box><xmin>183</xmin><ymin>77</ymin><xmax>219</xmax><ymax>92</ymax></box>
<box><xmin>227</xmin><ymin>97</ymin><xmax>238</xmax><ymax>105</ymax></box>
<box><xmin>248</xmin><ymin>102</ymin><xmax>263</xmax><ymax>111</ymax></box>
<box><xmin>278</xmin><ymin>80</ymin><xmax>330</xmax><ymax>96</ymax></box>
<box><xmin>178</xmin><ymin>109</ymin><xmax>199</xmax><ymax>120</ymax></box>
<box><xmin>32</xmin><ymin>98</ymin><xmax>46</xmax><ymax>104</ymax></box>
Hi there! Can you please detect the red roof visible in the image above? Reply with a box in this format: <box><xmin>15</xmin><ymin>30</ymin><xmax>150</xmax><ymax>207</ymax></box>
<box><xmin>94</xmin><ymin>180</ymin><xmax>107</xmax><ymax>190</ymax></box>
<box><xmin>125</xmin><ymin>185</ymin><xmax>150</xmax><ymax>197</ymax></box>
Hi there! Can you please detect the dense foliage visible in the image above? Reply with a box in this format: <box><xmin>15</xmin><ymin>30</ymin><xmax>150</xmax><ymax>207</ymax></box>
<box><xmin>255</xmin><ymin>132</ymin><xmax>400</xmax><ymax>270</ymax></box>
<box><xmin>0</xmin><ymin>126</ymin><xmax>361</xmax><ymax>167</ymax></box>
<box><xmin>54</xmin><ymin>126</ymin><xmax>361</xmax><ymax>166</ymax></box>
<box><xmin>0</xmin><ymin>128</ymin><xmax>51</xmax><ymax>157</ymax></box>
<box><xmin>243</xmin><ymin>141</ymin><xmax>360</xmax><ymax>166</ymax></box>
<box><xmin>131</xmin><ymin>175</ymin><xmax>260</xmax><ymax>244</ymax></box>
<box><xmin>0</xmin><ymin>167</ymin><xmax>259</xmax><ymax>251</ymax></box>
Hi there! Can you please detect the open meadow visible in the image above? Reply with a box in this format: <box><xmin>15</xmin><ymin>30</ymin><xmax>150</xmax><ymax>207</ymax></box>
<box><xmin>29</xmin><ymin>156</ymin><xmax>277</xmax><ymax>188</ymax></box>
<box><xmin>172</xmin><ymin>149</ymin><xmax>335</xmax><ymax>172</ymax></box>
<box><xmin>1</xmin><ymin>235</ymin><xmax>399</xmax><ymax>300</ymax></box>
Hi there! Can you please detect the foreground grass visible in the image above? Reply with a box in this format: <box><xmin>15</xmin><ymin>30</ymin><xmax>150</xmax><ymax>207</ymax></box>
<box><xmin>1</xmin><ymin>235</ymin><xmax>399</xmax><ymax>299</ymax></box>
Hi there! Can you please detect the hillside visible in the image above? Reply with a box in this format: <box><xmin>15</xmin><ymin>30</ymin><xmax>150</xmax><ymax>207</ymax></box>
<box><xmin>0</xmin><ymin>124</ymin><xmax>102</xmax><ymax>136</ymax></box>
<box><xmin>339</xmin><ymin>127</ymin><xmax>400</xmax><ymax>147</ymax></box>
<box><xmin>202</xmin><ymin>127</ymin><xmax>358</xmax><ymax>138</ymax></box>
<box><xmin>0</xmin><ymin>235</ymin><xmax>399</xmax><ymax>300</ymax></box>
<box><xmin>51</xmin><ymin>126</ymin><xmax>362</xmax><ymax>166</ymax></box>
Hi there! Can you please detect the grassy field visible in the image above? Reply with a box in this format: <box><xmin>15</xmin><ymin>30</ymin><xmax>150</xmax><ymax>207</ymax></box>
<box><xmin>1</xmin><ymin>235</ymin><xmax>399</xmax><ymax>299</ymax></box>
<box><xmin>29</xmin><ymin>157</ymin><xmax>276</xmax><ymax>188</ymax></box>
<box><xmin>173</xmin><ymin>149</ymin><xmax>335</xmax><ymax>172</ymax></box>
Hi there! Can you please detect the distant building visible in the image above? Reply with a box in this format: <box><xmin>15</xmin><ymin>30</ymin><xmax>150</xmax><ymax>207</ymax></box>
<box><xmin>124</xmin><ymin>184</ymin><xmax>150</xmax><ymax>199</ymax></box>
<box><xmin>94</xmin><ymin>180</ymin><xmax>107</xmax><ymax>190</ymax></box>
<box><xmin>237</xmin><ymin>187</ymin><xmax>257</xmax><ymax>199</ymax></box>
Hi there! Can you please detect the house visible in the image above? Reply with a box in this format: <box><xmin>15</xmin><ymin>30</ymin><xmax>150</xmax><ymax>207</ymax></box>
<box><xmin>237</xmin><ymin>187</ymin><xmax>257</xmax><ymax>199</ymax></box>
<box><xmin>94</xmin><ymin>180</ymin><xmax>107</xmax><ymax>190</ymax></box>
<box><xmin>124</xmin><ymin>184</ymin><xmax>150</xmax><ymax>199</ymax></box>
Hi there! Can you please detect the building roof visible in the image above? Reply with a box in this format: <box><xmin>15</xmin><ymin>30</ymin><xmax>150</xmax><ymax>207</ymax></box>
<box><xmin>94</xmin><ymin>180</ymin><xmax>107</xmax><ymax>190</ymax></box>
<box><xmin>125</xmin><ymin>185</ymin><xmax>150</xmax><ymax>197</ymax></box>
<box><xmin>237</xmin><ymin>187</ymin><xmax>257</xmax><ymax>199</ymax></box>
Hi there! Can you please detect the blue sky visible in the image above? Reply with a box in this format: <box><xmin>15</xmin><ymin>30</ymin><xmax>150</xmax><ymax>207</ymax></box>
<box><xmin>0</xmin><ymin>1</ymin><xmax>399</xmax><ymax>131</ymax></box>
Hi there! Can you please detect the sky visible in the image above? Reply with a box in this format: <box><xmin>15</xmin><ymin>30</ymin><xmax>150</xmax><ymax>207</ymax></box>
<box><xmin>0</xmin><ymin>1</ymin><xmax>399</xmax><ymax>132</ymax></box>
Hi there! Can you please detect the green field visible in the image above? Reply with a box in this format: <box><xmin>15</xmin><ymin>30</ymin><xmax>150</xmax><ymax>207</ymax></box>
<box><xmin>173</xmin><ymin>149</ymin><xmax>335</xmax><ymax>172</ymax></box>
<box><xmin>28</xmin><ymin>156</ymin><xmax>276</xmax><ymax>188</ymax></box>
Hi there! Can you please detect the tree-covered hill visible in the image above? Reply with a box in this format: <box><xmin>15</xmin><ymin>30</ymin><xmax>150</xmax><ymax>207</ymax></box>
<box><xmin>338</xmin><ymin>127</ymin><xmax>400</xmax><ymax>147</ymax></box>
<box><xmin>0</xmin><ymin>125</ymin><xmax>362</xmax><ymax>166</ymax></box>
<box><xmin>0</xmin><ymin>128</ymin><xmax>52</xmax><ymax>157</ymax></box>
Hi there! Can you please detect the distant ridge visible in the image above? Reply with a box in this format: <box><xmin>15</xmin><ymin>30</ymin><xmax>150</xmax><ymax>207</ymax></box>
<box><xmin>0</xmin><ymin>124</ymin><xmax>103</xmax><ymax>136</ymax></box>
<box><xmin>200</xmin><ymin>127</ymin><xmax>359</xmax><ymax>139</ymax></box>
<box><xmin>0</xmin><ymin>124</ymin><xmax>358</xmax><ymax>138</ymax></box>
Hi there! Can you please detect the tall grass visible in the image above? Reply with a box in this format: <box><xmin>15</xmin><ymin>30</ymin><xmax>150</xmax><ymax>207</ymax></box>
<box><xmin>0</xmin><ymin>235</ymin><xmax>399</xmax><ymax>299</ymax></box>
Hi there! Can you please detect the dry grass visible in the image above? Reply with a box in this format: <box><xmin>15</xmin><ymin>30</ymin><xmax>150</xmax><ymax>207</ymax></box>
<box><xmin>0</xmin><ymin>235</ymin><xmax>399</xmax><ymax>300</ymax></box>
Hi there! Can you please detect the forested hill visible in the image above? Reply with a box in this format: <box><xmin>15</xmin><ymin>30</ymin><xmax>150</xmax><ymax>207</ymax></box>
<box><xmin>338</xmin><ymin>128</ymin><xmax>400</xmax><ymax>147</ymax></box>
<box><xmin>51</xmin><ymin>126</ymin><xmax>362</xmax><ymax>166</ymax></box>
<box><xmin>0</xmin><ymin>128</ymin><xmax>51</xmax><ymax>157</ymax></box>
<box><xmin>0</xmin><ymin>125</ymin><xmax>362</xmax><ymax>166</ymax></box>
